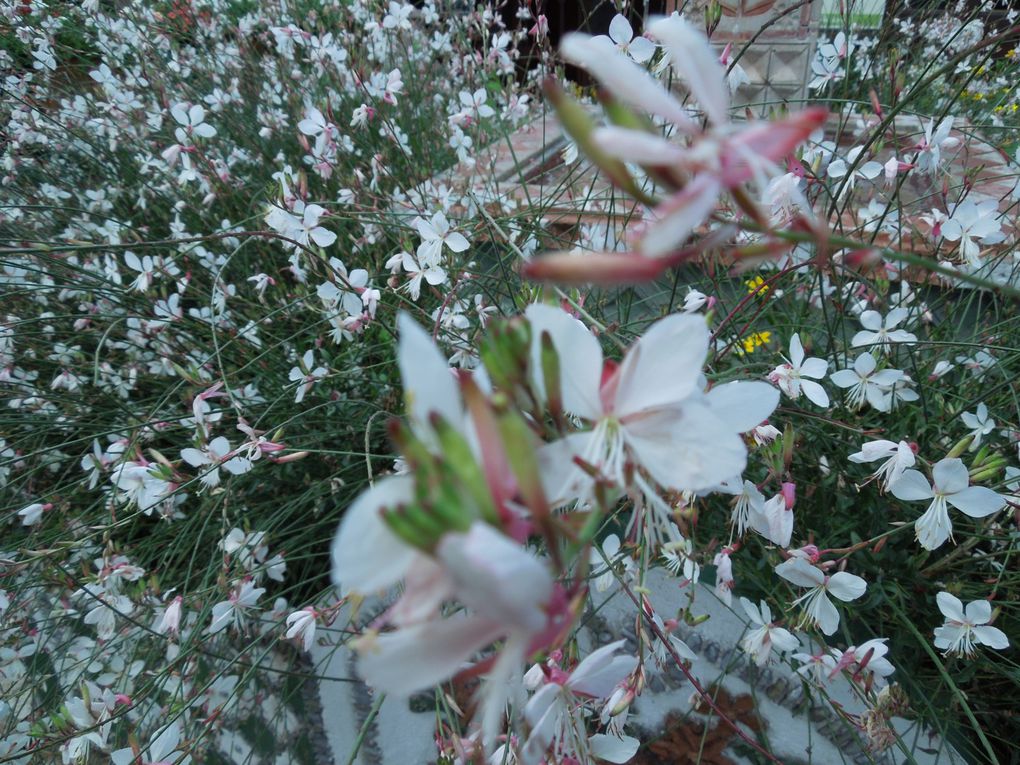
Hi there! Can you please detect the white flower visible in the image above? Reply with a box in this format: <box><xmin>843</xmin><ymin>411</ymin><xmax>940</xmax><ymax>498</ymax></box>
<box><xmin>180</xmin><ymin>437</ymin><xmax>252</xmax><ymax>488</ymax></box>
<box><xmin>288</xmin><ymin>350</ymin><xmax>328</xmax><ymax>403</ymax></box>
<box><xmin>285</xmin><ymin>608</ymin><xmax>317</xmax><ymax>651</ymax></box>
<box><xmin>775</xmin><ymin>557</ymin><xmax>866</xmax><ymax>636</ymax></box>
<box><xmin>830</xmin><ymin>353</ymin><xmax>902</xmax><ymax>412</ymax></box>
<box><xmin>960</xmin><ymin>403</ymin><xmax>995</xmax><ymax>449</ymax></box>
<box><xmin>892</xmin><ymin>458</ymin><xmax>1005</xmax><ymax>550</ymax></box>
<box><xmin>769</xmin><ymin>333</ymin><xmax>829</xmax><ymax>407</ymax></box>
<box><xmin>933</xmin><ymin>592</ymin><xmax>1009</xmax><ymax>656</ymax></box>
<box><xmin>748</xmin><ymin>491</ymin><xmax>794</xmax><ymax>547</ymax></box>
<box><xmin>914</xmin><ymin>117</ymin><xmax>959</xmax><ymax>175</ymax></box>
<box><xmin>590</xmin><ymin>534</ymin><xmax>635</xmax><ymax>592</ymax></box>
<box><xmin>522</xmin><ymin>640</ymin><xmax>639</xmax><ymax>764</ymax></box>
<box><xmin>594</xmin><ymin>14</ymin><xmax>656</xmax><ymax>63</ymax></box>
<box><xmin>170</xmin><ymin>102</ymin><xmax>216</xmax><ymax>139</ymax></box>
<box><xmin>207</xmin><ymin>580</ymin><xmax>265</xmax><ymax>635</ymax></box>
<box><xmin>415</xmin><ymin>211</ymin><xmax>470</xmax><ymax>266</ymax></box>
<box><xmin>941</xmin><ymin>198</ymin><xmax>1006</xmax><ymax>267</ymax></box>
<box><xmin>848</xmin><ymin>439</ymin><xmax>915</xmax><ymax>492</ymax></box>
<box><xmin>17</xmin><ymin>502</ymin><xmax>48</xmax><ymax>526</ymax></box>
<box><xmin>851</xmin><ymin>309</ymin><xmax>917</xmax><ymax>353</ymax></box>
<box><xmin>112</xmin><ymin>721</ymin><xmax>189</xmax><ymax>765</ymax></box>
<box><xmin>827</xmin><ymin>146</ymin><xmax>883</xmax><ymax>198</ymax></box>
<box><xmin>739</xmin><ymin>598</ymin><xmax>799</xmax><ymax>666</ymax></box>
<box><xmin>528</xmin><ymin>304</ymin><xmax>778</xmax><ymax>529</ymax></box>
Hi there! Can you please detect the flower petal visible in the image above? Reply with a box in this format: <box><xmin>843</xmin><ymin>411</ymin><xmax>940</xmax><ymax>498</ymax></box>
<box><xmin>358</xmin><ymin>614</ymin><xmax>504</xmax><ymax>696</ymax></box>
<box><xmin>946</xmin><ymin>486</ymin><xmax>1005</xmax><ymax>518</ymax></box>
<box><xmin>827</xmin><ymin>571</ymin><xmax>867</xmax><ymax>602</ymax></box>
<box><xmin>526</xmin><ymin>303</ymin><xmax>604</xmax><ymax>420</ymax></box>
<box><xmin>331</xmin><ymin>476</ymin><xmax>419</xmax><ymax>594</ymax></box>
<box><xmin>932</xmin><ymin>458</ymin><xmax>970</xmax><ymax>495</ymax></box>
<box><xmin>891</xmin><ymin>470</ymin><xmax>934</xmax><ymax>501</ymax></box>
<box><xmin>615</xmin><ymin>313</ymin><xmax>708</xmax><ymax>416</ymax></box>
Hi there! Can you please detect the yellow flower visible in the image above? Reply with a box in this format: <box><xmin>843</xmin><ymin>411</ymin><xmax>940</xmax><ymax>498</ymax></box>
<box><xmin>745</xmin><ymin>275</ymin><xmax>769</xmax><ymax>295</ymax></box>
<box><xmin>737</xmin><ymin>331</ymin><xmax>772</xmax><ymax>355</ymax></box>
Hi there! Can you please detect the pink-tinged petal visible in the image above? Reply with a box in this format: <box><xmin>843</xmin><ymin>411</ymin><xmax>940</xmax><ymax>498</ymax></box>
<box><xmin>624</xmin><ymin>404</ymin><xmax>746</xmax><ymax>491</ymax></box>
<box><xmin>801</xmin><ymin>380</ymin><xmax>830</xmax><ymax>408</ymax></box>
<box><xmin>614</xmin><ymin>313</ymin><xmax>708</xmax><ymax>416</ymax></box>
<box><xmin>330</xmin><ymin>476</ymin><xmax>419</xmax><ymax>594</ymax></box>
<box><xmin>396</xmin><ymin>312</ymin><xmax>463</xmax><ymax>435</ymax></box>
<box><xmin>947</xmin><ymin>486</ymin><xmax>1005</xmax><ymax>518</ymax></box>
<box><xmin>628</xmin><ymin>36</ymin><xmax>656</xmax><ymax>63</ymax></box>
<box><xmin>827</xmin><ymin>571</ymin><xmax>867</xmax><ymax>602</ymax></box>
<box><xmin>647</xmin><ymin>16</ymin><xmax>728</xmax><ymax>125</ymax></box>
<box><xmin>705</xmin><ymin>381</ymin><xmax>779</xmax><ymax>433</ymax></box>
<box><xmin>525</xmin><ymin>304</ymin><xmax>603</xmax><ymax>420</ymax></box>
<box><xmin>775</xmin><ymin>558</ymin><xmax>824</xmax><ymax>588</ymax></box>
<box><xmin>890</xmin><ymin>470</ymin><xmax>933</xmax><ymax>501</ymax></box>
<box><xmin>608</xmin><ymin>14</ymin><xmax>633</xmax><ymax>44</ymax></box>
<box><xmin>521</xmin><ymin>250</ymin><xmax>680</xmax><ymax>284</ymax></box>
<box><xmin>973</xmin><ymin>625</ymin><xmax>1009</xmax><ymax>650</ymax></box>
<box><xmin>591</xmin><ymin>126</ymin><xmax>686</xmax><ymax>165</ymax></box>
<box><xmin>936</xmin><ymin>591</ymin><xmax>966</xmax><ymax>622</ymax></box>
<box><xmin>589</xmin><ymin>734</ymin><xmax>641</xmax><ymax>763</ymax></box>
<box><xmin>932</xmin><ymin>458</ymin><xmax>970</xmax><ymax>495</ymax></box>
<box><xmin>444</xmin><ymin>231</ymin><xmax>470</xmax><ymax>252</ymax></box>
<box><xmin>358</xmin><ymin>614</ymin><xmax>504</xmax><ymax>696</ymax></box>
<box><xmin>559</xmin><ymin>33</ymin><xmax>696</xmax><ymax>131</ymax></box>
<box><xmin>726</xmin><ymin>108</ymin><xmax>829</xmax><ymax>165</ymax></box>
<box><xmin>639</xmin><ymin>175</ymin><xmax>721</xmax><ymax>257</ymax></box>
<box><xmin>964</xmin><ymin>598</ymin><xmax>992</xmax><ymax>625</ymax></box>
<box><xmin>437</xmin><ymin>522</ymin><xmax>552</xmax><ymax>632</ymax></box>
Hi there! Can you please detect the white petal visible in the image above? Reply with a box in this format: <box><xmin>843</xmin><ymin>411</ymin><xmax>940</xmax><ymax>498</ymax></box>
<box><xmin>964</xmin><ymin>598</ymin><xmax>992</xmax><ymax>625</ymax></box>
<box><xmin>705</xmin><ymin>381</ymin><xmax>779</xmax><ymax>433</ymax></box>
<box><xmin>559</xmin><ymin>34</ymin><xmax>695</xmax><ymax>130</ymax></box>
<box><xmin>397</xmin><ymin>312</ymin><xmax>463</xmax><ymax>435</ymax></box>
<box><xmin>973</xmin><ymin>625</ymin><xmax>1009</xmax><ymax>650</ymax></box>
<box><xmin>437</xmin><ymin>522</ymin><xmax>552</xmax><ymax>632</ymax></box>
<box><xmin>789</xmin><ymin>334</ymin><xmax>805</xmax><ymax>368</ymax></box>
<box><xmin>647</xmin><ymin>16</ymin><xmax>729</xmax><ymax>125</ymax></box>
<box><xmin>591</xmin><ymin>126</ymin><xmax>686</xmax><ymax>165</ymax></box>
<box><xmin>330</xmin><ymin>476</ymin><xmax>419</xmax><ymax>594</ymax></box>
<box><xmin>358</xmin><ymin>614</ymin><xmax>504</xmax><ymax>696</ymax></box>
<box><xmin>812</xmin><ymin>592</ymin><xmax>841</xmax><ymax>635</ymax></box>
<box><xmin>525</xmin><ymin>303</ymin><xmax>603</xmax><ymax>420</ymax></box>
<box><xmin>932</xmin><ymin>458</ymin><xmax>970</xmax><ymax>495</ymax></box>
<box><xmin>615</xmin><ymin>313</ymin><xmax>708</xmax><ymax>416</ymax></box>
<box><xmin>801</xmin><ymin>380</ymin><xmax>830</xmax><ymax>408</ymax></box>
<box><xmin>628</xmin><ymin>36</ymin><xmax>656</xmax><ymax>63</ymax></box>
<box><xmin>827</xmin><ymin>571</ymin><xmax>867</xmax><ymax>602</ymax></box>
<box><xmin>775</xmin><ymin>557</ymin><xmax>824</xmax><ymax>588</ymax></box>
<box><xmin>891</xmin><ymin>470</ymin><xmax>934</xmax><ymax>501</ymax></box>
<box><xmin>589</xmin><ymin>734</ymin><xmax>641</xmax><ymax>763</ymax></box>
<box><xmin>625</xmin><ymin>403</ymin><xmax>747</xmax><ymax>491</ymax></box>
<box><xmin>608</xmin><ymin>14</ymin><xmax>634</xmax><ymax>44</ymax></box>
<box><xmin>936</xmin><ymin>591</ymin><xmax>966</xmax><ymax>622</ymax></box>
<box><xmin>444</xmin><ymin>231</ymin><xmax>470</xmax><ymax>252</ymax></box>
<box><xmin>946</xmin><ymin>486</ymin><xmax>1005</xmax><ymax>518</ymax></box>
<box><xmin>799</xmin><ymin>357</ymin><xmax>828</xmax><ymax>379</ymax></box>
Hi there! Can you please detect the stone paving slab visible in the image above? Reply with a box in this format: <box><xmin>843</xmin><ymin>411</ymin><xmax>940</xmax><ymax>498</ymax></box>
<box><xmin>310</xmin><ymin>570</ymin><xmax>963</xmax><ymax>765</ymax></box>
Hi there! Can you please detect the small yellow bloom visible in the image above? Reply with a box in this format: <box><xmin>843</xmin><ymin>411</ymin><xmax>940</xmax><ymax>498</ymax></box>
<box><xmin>737</xmin><ymin>331</ymin><xmax>772</xmax><ymax>355</ymax></box>
<box><xmin>745</xmin><ymin>275</ymin><xmax>769</xmax><ymax>295</ymax></box>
